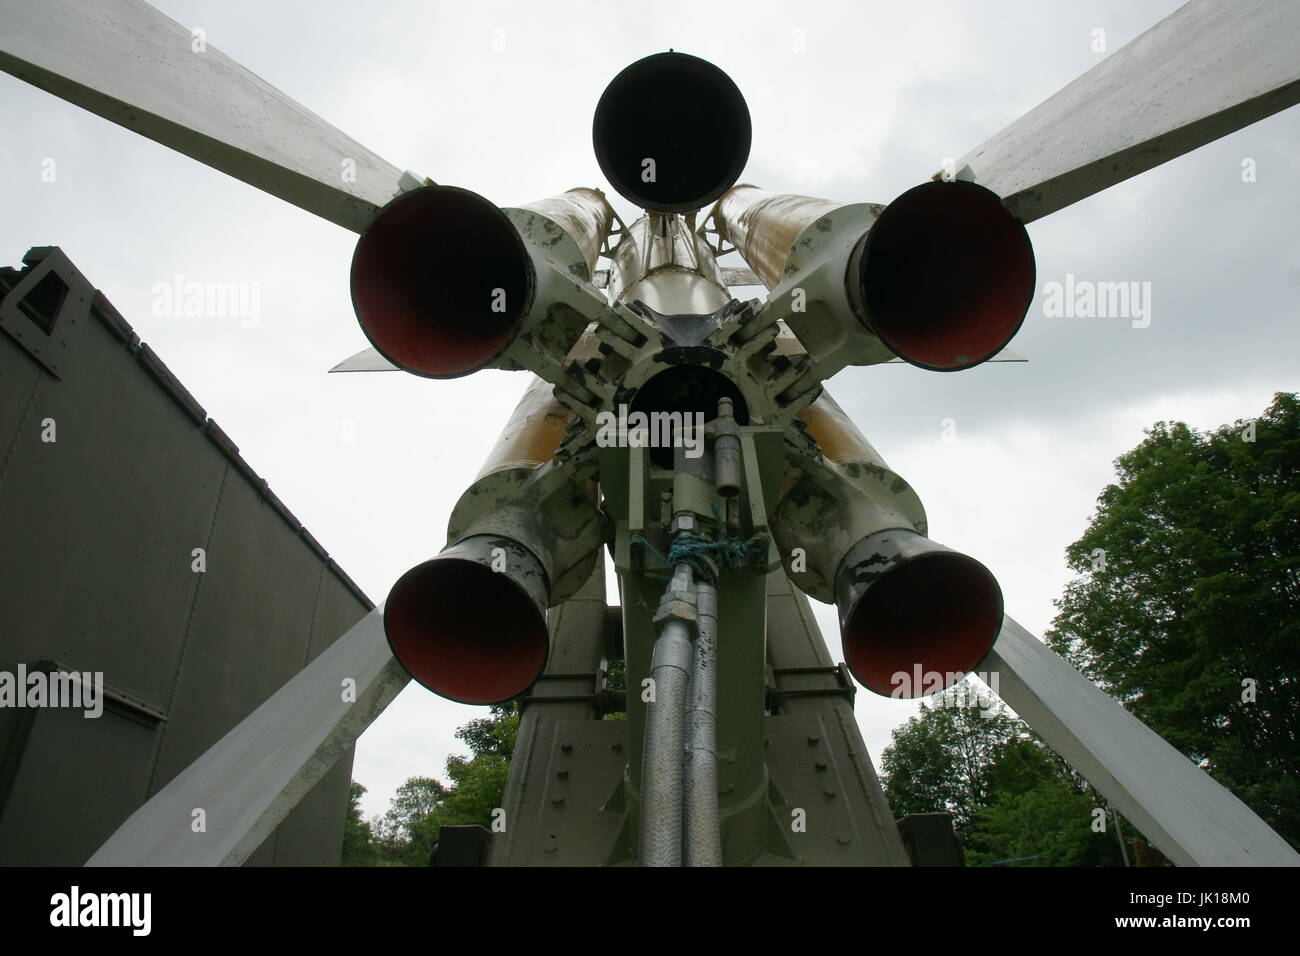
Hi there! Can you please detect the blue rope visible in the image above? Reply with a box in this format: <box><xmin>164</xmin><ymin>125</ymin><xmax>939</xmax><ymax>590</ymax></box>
<box><xmin>667</xmin><ymin>531</ymin><xmax>769</xmax><ymax>584</ymax></box>
<box><xmin>631</xmin><ymin>518</ymin><xmax>769</xmax><ymax>583</ymax></box>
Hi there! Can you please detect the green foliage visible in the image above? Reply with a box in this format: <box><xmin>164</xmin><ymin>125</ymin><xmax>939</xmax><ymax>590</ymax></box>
<box><xmin>1047</xmin><ymin>392</ymin><xmax>1300</xmax><ymax>847</ymax></box>
<box><xmin>350</xmin><ymin>704</ymin><xmax>519</xmax><ymax>866</ymax></box>
<box><xmin>880</xmin><ymin>689</ymin><xmax>1024</xmax><ymax>837</ymax></box>
<box><xmin>603</xmin><ymin>657</ymin><xmax>627</xmax><ymax>720</ymax></box>
<box><xmin>880</xmin><ymin>690</ymin><xmax>1129</xmax><ymax>866</ymax></box>
<box><xmin>340</xmin><ymin>781</ymin><xmax>380</xmax><ymax>866</ymax></box>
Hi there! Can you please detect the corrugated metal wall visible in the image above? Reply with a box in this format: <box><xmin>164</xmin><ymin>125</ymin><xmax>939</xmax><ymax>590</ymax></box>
<box><xmin>0</xmin><ymin>247</ymin><xmax>371</xmax><ymax>866</ymax></box>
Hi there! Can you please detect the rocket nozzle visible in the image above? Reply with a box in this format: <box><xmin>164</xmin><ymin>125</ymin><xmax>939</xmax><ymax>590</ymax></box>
<box><xmin>384</xmin><ymin>535</ymin><xmax>549</xmax><ymax>704</ymax></box>
<box><xmin>593</xmin><ymin>52</ymin><xmax>751</xmax><ymax>214</ymax></box>
<box><xmin>350</xmin><ymin>185</ymin><xmax>533</xmax><ymax>378</ymax></box>
<box><xmin>834</xmin><ymin>529</ymin><xmax>1003</xmax><ymax>697</ymax></box>
<box><xmin>855</xmin><ymin>180</ymin><xmax>1035</xmax><ymax>371</ymax></box>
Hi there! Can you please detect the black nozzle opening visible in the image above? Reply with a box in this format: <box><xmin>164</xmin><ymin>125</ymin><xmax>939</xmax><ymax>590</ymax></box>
<box><xmin>593</xmin><ymin>52</ymin><xmax>751</xmax><ymax>213</ymax></box>
<box><xmin>856</xmin><ymin>181</ymin><xmax>1035</xmax><ymax>371</ymax></box>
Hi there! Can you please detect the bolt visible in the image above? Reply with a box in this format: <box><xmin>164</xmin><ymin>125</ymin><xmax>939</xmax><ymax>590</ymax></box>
<box><xmin>557</xmin><ymin>768</ymin><xmax>569</xmax><ymax>779</ymax></box>
<box><xmin>560</xmin><ymin>742</ymin><xmax>573</xmax><ymax>752</ymax></box>
<box><xmin>807</xmin><ymin>735</ymin><xmax>820</xmax><ymax>746</ymax></box>
<box><xmin>815</xmin><ymin>760</ymin><xmax>828</xmax><ymax>771</ymax></box>
<box><xmin>551</xmin><ymin>795</ymin><xmax>565</xmax><ymax>806</ymax></box>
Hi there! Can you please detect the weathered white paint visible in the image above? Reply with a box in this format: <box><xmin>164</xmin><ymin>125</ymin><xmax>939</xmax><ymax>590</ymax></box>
<box><xmin>0</xmin><ymin>0</ymin><xmax>408</xmax><ymax>232</ymax></box>
<box><xmin>956</xmin><ymin>0</ymin><xmax>1300</xmax><ymax>223</ymax></box>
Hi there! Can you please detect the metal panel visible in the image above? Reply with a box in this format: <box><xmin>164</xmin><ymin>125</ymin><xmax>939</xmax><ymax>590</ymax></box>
<box><xmin>763</xmin><ymin>571</ymin><xmax>912</xmax><ymax>866</ymax></box>
<box><xmin>0</xmin><ymin>333</ymin><xmax>46</xmax><ymax>478</ymax></box>
<box><xmin>0</xmin><ymin>248</ymin><xmax>374</xmax><ymax>865</ymax></box>
<box><xmin>0</xmin><ymin>306</ymin><xmax>223</xmax><ymax>711</ymax></box>
<box><xmin>488</xmin><ymin>564</ymin><xmax>621</xmax><ymax>866</ymax></box>
<box><xmin>87</xmin><ymin>608</ymin><xmax>407</xmax><ymax>866</ymax></box>
<box><xmin>0</xmin><ymin>704</ymin><xmax>156</xmax><ymax>865</ymax></box>
<box><xmin>148</xmin><ymin>473</ymin><xmax>327</xmax><ymax>788</ymax></box>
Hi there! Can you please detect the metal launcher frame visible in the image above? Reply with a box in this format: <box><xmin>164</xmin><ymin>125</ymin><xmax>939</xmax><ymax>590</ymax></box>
<box><xmin>4</xmin><ymin>4</ymin><xmax>1297</xmax><ymax>867</ymax></box>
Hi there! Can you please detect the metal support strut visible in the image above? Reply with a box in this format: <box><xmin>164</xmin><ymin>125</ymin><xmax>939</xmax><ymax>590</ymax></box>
<box><xmin>684</xmin><ymin>580</ymin><xmax>722</xmax><ymax>866</ymax></box>
<box><xmin>639</xmin><ymin>562</ymin><xmax>696</xmax><ymax>867</ymax></box>
<box><xmin>639</xmin><ymin>413</ymin><xmax>729</xmax><ymax>866</ymax></box>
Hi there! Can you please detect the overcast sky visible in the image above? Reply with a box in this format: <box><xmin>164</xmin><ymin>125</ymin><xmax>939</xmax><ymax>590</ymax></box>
<box><xmin>2</xmin><ymin>0</ymin><xmax>1296</xmax><ymax>823</ymax></box>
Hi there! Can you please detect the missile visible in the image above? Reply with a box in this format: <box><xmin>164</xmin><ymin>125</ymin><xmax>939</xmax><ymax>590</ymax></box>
<box><xmin>593</xmin><ymin>51</ymin><xmax>751</xmax><ymax>213</ymax></box>
<box><xmin>349</xmin><ymin>185</ymin><xmax>614</xmax><ymax>379</ymax></box>
<box><xmin>709</xmin><ymin>180</ymin><xmax>1035</xmax><ymax>375</ymax></box>
<box><xmin>774</xmin><ymin>392</ymin><xmax>1002</xmax><ymax>697</ymax></box>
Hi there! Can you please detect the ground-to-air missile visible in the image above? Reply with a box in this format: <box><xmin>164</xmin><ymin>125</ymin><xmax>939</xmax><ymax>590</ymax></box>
<box><xmin>358</xmin><ymin>51</ymin><xmax>1025</xmax><ymax>713</ymax></box>
<box><xmin>350</xmin><ymin>49</ymin><xmax>1031</xmax><ymax>863</ymax></box>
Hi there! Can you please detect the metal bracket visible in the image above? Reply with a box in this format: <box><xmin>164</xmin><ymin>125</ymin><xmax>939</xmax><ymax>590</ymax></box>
<box><xmin>766</xmin><ymin>663</ymin><xmax>857</xmax><ymax>708</ymax></box>
<box><xmin>519</xmin><ymin>670</ymin><xmax>625</xmax><ymax>715</ymax></box>
<box><xmin>0</xmin><ymin>247</ymin><xmax>93</xmax><ymax>378</ymax></box>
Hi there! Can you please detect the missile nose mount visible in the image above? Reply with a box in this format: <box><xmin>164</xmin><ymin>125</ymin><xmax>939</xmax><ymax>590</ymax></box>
<box><xmin>354</xmin><ymin>51</ymin><xmax>1018</xmax><ymax>865</ymax></box>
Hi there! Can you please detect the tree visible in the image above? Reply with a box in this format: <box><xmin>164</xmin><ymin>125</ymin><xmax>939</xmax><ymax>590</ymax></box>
<box><xmin>340</xmin><ymin>781</ymin><xmax>380</xmax><ymax>866</ymax></box>
<box><xmin>880</xmin><ymin>689</ymin><xmax>1130</xmax><ymax>865</ymax></box>
<box><xmin>880</xmin><ymin>688</ymin><xmax>1025</xmax><ymax>838</ymax></box>
<box><xmin>433</xmin><ymin>704</ymin><xmax>518</xmax><ymax>830</ymax></box>
<box><xmin>363</xmin><ymin>704</ymin><xmax>520</xmax><ymax>865</ymax></box>
<box><xmin>376</xmin><ymin>776</ymin><xmax>449</xmax><ymax>865</ymax></box>
<box><xmin>1047</xmin><ymin>392</ymin><xmax>1300</xmax><ymax>847</ymax></box>
<box><xmin>966</xmin><ymin>740</ymin><xmax>1125</xmax><ymax>867</ymax></box>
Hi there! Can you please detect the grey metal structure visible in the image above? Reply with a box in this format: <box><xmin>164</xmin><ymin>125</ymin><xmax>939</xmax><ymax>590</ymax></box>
<box><xmin>0</xmin><ymin>248</ymin><xmax>373</xmax><ymax>865</ymax></box>
<box><xmin>88</xmin><ymin>608</ymin><xmax>406</xmax><ymax>866</ymax></box>
<box><xmin>1</xmin><ymin>0</ymin><xmax>1298</xmax><ymax>868</ymax></box>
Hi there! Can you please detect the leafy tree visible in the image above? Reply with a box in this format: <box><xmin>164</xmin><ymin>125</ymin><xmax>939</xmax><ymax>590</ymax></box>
<box><xmin>434</xmin><ymin>704</ymin><xmax>518</xmax><ymax>830</ymax></box>
<box><xmin>881</xmin><ymin>688</ymin><xmax>1130</xmax><ymax>865</ymax></box>
<box><xmin>362</xmin><ymin>704</ymin><xmax>520</xmax><ymax>866</ymax></box>
<box><xmin>880</xmin><ymin>688</ymin><xmax>1025</xmax><ymax>838</ymax></box>
<box><xmin>376</xmin><ymin>776</ymin><xmax>448</xmax><ymax>865</ymax></box>
<box><xmin>966</xmin><ymin>740</ymin><xmax>1125</xmax><ymax>867</ymax></box>
<box><xmin>341</xmin><ymin>781</ymin><xmax>380</xmax><ymax>866</ymax></box>
<box><xmin>1047</xmin><ymin>392</ymin><xmax>1300</xmax><ymax>847</ymax></box>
